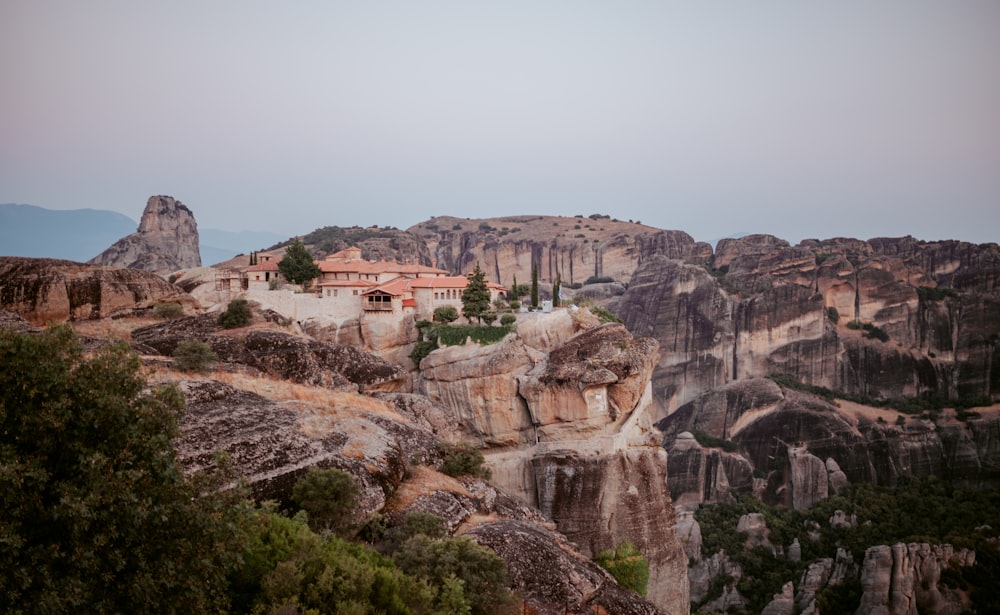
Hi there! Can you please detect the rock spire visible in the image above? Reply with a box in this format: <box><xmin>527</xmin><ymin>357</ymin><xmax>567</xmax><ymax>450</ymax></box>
<box><xmin>89</xmin><ymin>195</ymin><xmax>201</xmax><ymax>276</ymax></box>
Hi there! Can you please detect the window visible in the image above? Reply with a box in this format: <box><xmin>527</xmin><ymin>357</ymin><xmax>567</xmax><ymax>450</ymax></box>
<box><xmin>353</xmin><ymin>290</ymin><xmax>359</xmax><ymax>296</ymax></box>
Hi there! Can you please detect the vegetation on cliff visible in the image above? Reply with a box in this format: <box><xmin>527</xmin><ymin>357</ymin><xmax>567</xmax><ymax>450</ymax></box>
<box><xmin>695</xmin><ymin>478</ymin><xmax>1000</xmax><ymax>613</ymax></box>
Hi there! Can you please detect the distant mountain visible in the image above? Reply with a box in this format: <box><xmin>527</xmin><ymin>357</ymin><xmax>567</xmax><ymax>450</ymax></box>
<box><xmin>0</xmin><ymin>204</ymin><xmax>138</xmax><ymax>261</ymax></box>
<box><xmin>0</xmin><ymin>204</ymin><xmax>285</xmax><ymax>265</ymax></box>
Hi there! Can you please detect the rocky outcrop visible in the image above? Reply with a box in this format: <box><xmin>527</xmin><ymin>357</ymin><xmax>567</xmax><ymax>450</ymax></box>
<box><xmin>856</xmin><ymin>543</ymin><xmax>975</xmax><ymax>615</ymax></box>
<box><xmin>132</xmin><ymin>314</ymin><xmax>407</xmax><ymax>392</ymax></box>
<box><xmin>89</xmin><ymin>195</ymin><xmax>201</xmax><ymax>275</ymax></box>
<box><xmin>468</xmin><ymin>520</ymin><xmax>666</xmax><ymax>615</ymax></box>
<box><xmin>660</xmin><ymin>379</ymin><xmax>1000</xmax><ymax>506</ymax></box>
<box><xmin>174</xmin><ymin>379</ymin><xmax>439</xmax><ymax>511</ymax></box>
<box><xmin>0</xmin><ymin>256</ymin><xmax>187</xmax><ymax>323</ymax></box>
<box><xmin>617</xmin><ymin>236</ymin><xmax>1000</xmax><ymax>410</ymax></box>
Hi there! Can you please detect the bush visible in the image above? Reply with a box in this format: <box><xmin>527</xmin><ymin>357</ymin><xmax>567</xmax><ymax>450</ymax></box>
<box><xmin>500</xmin><ymin>313</ymin><xmax>516</xmax><ymax>326</ymax></box>
<box><xmin>173</xmin><ymin>339</ymin><xmax>217</xmax><ymax>372</ymax></box>
<box><xmin>591</xmin><ymin>306</ymin><xmax>622</xmax><ymax>323</ymax></box>
<box><xmin>692</xmin><ymin>429</ymin><xmax>738</xmax><ymax>452</ymax></box>
<box><xmin>433</xmin><ymin>305</ymin><xmax>459</xmax><ymax>324</ymax></box>
<box><xmin>584</xmin><ymin>276</ymin><xmax>615</xmax><ymax>285</ymax></box>
<box><xmin>290</xmin><ymin>467</ymin><xmax>359</xmax><ymax>534</ymax></box>
<box><xmin>393</xmin><ymin>534</ymin><xmax>514</xmax><ymax>615</ymax></box>
<box><xmin>153</xmin><ymin>301</ymin><xmax>184</xmax><ymax>319</ymax></box>
<box><xmin>594</xmin><ymin>542</ymin><xmax>649</xmax><ymax>596</ymax></box>
<box><xmin>482</xmin><ymin>311</ymin><xmax>498</xmax><ymax>325</ymax></box>
<box><xmin>847</xmin><ymin>320</ymin><xmax>863</xmax><ymax>330</ymax></box>
<box><xmin>218</xmin><ymin>299</ymin><xmax>252</xmax><ymax>329</ymax></box>
<box><xmin>438</xmin><ymin>442</ymin><xmax>491</xmax><ymax>479</ymax></box>
<box><xmin>827</xmin><ymin>306</ymin><xmax>840</xmax><ymax>323</ymax></box>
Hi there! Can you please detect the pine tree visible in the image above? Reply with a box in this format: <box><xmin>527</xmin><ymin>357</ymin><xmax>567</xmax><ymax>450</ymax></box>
<box><xmin>530</xmin><ymin>264</ymin><xmax>539</xmax><ymax>308</ymax></box>
<box><xmin>461</xmin><ymin>263</ymin><xmax>491</xmax><ymax>324</ymax></box>
<box><xmin>277</xmin><ymin>238</ymin><xmax>321</xmax><ymax>286</ymax></box>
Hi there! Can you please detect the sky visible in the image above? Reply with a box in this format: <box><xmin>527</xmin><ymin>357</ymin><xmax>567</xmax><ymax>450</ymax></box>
<box><xmin>2</xmin><ymin>2</ymin><xmax>999</xmax><ymax>246</ymax></box>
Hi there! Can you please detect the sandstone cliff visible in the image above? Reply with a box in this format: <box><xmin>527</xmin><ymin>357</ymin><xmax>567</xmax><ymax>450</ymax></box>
<box><xmin>89</xmin><ymin>195</ymin><xmax>201</xmax><ymax>275</ymax></box>
<box><xmin>0</xmin><ymin>256</ymin><xmax>189</xmax><ymax>323</ymax></box>
<box><xmin>856</xmin><ymin>543</ymin><xmax>974</xmax><ymax>615</ymax></box>
<box><xmin>409</xmin><ymin>214</ymin><xmax>711</xmax><ymax>287</ymax></box>
<box><xmin>616</xmin><ymin>236</ymin><xmax>1000</xmax><ymax>411</ymax></box>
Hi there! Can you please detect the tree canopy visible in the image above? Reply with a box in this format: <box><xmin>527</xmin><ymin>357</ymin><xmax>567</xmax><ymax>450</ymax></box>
<box><xmin>278</xmin><ymin>238</ymin><xmax>321</xmax><ymax>286</ymax></box>
<box><xmin>461</xmin><ymin>263</ymin><xmax>491</xmax><ymax>324</ymax></box>
<box><xmin>0</xmin><ymin>325</ymin><xmax>248</xmax><ymax>613</ymax></box>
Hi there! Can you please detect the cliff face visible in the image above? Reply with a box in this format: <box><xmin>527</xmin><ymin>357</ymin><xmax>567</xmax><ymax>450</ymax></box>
<box><xmin>416</xmin><ymin>311</ymin><xmax>689</xmax><ymax>613</ymax></box>
<box><xmin>89</xmin><ymin>195</ymin><xmax>201</xmax><ymax>275</ymax></box>
<box><xmin>0</xmin><ymin>256</ymin><xmax>186</xmax><ymax>323</ymax></box>
<box><xmin>616</xmin><ymin>236</ymin><xmax>1000</xmax><ymax>410</ymax></box>
<box><xmin>661</xmin><ymin>379</ymin><xmax>1000</xmax><ymax>508</ymax></box>
<box><xmin>409</xmin><ymin>215</ymin><xmax>711</xmax><ymax>287</ymax></box>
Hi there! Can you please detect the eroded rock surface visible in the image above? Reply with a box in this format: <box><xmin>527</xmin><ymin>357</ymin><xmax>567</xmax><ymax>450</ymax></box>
<box><xmin>0</xmin><ymin>256</ymin><xmax>187</xmax><ymax>323</ymax></box>
<box><xmin>857</xmin><ymin>543</ymin><xmax>975</xmax><ymax>615</ymax></box>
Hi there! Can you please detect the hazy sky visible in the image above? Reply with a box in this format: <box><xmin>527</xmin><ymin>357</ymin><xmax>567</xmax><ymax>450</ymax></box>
<box><xmin>2</xmin><ymin>2</ymin><xmax>998</xmax><ymax>245</ymax></box>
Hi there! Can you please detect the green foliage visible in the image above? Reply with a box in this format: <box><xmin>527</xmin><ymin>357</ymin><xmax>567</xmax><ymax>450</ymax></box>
<box><xmin>167</xmin><ymin>272</ymin><xmax>178</xmax><ymax>284</ymax></box>
<box><xmin>409</xmin><ymin>340</ymin><xmax>438</xmax><ymax>367</ymax></box>
<box><xmin>461</xmin><ymin>263</ymin><xmax>492</xmax><ymax>324</ymax></box>
<box><xmin>691</xmin><ymin>429</ymin><xmax>738</xmax><ymax>452</ymax></box>
<box><xmin>235</xmin><ymin>510</ymin><xmax>439</xmax><ymax>615</ymax></box>
<box><xmin>591</xmin><ymin>306</ymin><xmax>622</xmax><ymax>323</ymax></box>
<box><xmin>594</xmin><ymin>542</ymin><xmax>650</xmax><ymax>596</ymax></box>
<box><xmin>173</xmin><ymin>339</ymin><xmax>217</xmax><ymax>373</ymax></box>
<box><xmin>400</xmin><ymin>511</ymin><xmax>447</xmax><ymax>541</ymax></box>
<box><xmin>218</xmin><ymin>298</ymin><xmax>252</xmax><ymax>329</ymax></box>
<box><xmin>153</xmin><ymin>301</ymin><xmax>184</xmax><ymax>319</ymax></box>
<box><xmin>282</xmin><ymin>225</ymin><xmax>398</xmax><ymax>255</ymax></box>
<box><xmin>583</xmin><ymin>275</ymin><xmax>615</xmax><ymax>284</ymax></box>
<box><xmin>291</xmin><ymin>467</ymin><xmax>360</xmax><ymax>534</ymax></box>
<box><xmin>0</xmin><ymin>326</ymin><xmax>250</xmax><ymax>613</ymax></box>
<box><xmin>862</xmin><ymin>322</ymin><xmax>890</xmax><ymax>342</ymax></box>
<box><xmin>482</xmin><ymin>311</ymin><xmax>498</xmax><ymax>326</ymax></box>
<box><xmin>393</xmin><ymin>534</ymin><xmax>514</xmax><ymax>615</ymax></box>
<box><xmin>500</xmin><ymin>313</ymin><xmax>517</xmax><ymax>326</ymax></box>
<box><xmin>437</xmin><ymin>442</ymin><xmax>491</xmax><ymax>479</ymax></box>
<box><xmin>277</xmin><ymin>237</ymin><xmax>322</xmax><ymax>285</ymax></box>
<box><xmin>436</xmin><ymin>324</ymin><xmax>513</xmax><ymax>347</ymax></box>
<box><xmin>553</xmin><ymin>274</ymin><xmax>561</xmax><ymax>307</ymax></box>
<box><xmin>846</xmin><ymin>319</ymin><xmax>863</xmax><ymax>329</ymax></box>
<box><xmin>433</xmin><ymin>305</ymin><xmax>459</xmax><ymax>324</ymax></box>
<box><xmin>827</xmin><ymin>306</ymin><xmax>840</xmax><ymax>323</ymax></box>
<box><xmin>509</xmin><ymin>299</ymin><xmax>521</xmax><ymax>310</ymax></box>
<box><xmin>815</xmin><ymin>577</ymin><xmax>863</xmax><ymax>615</ymax></box>
<box><xmin>917</xmin><ymin>286</ymin><xmax>959</xmax><ymax>301</ymax></box>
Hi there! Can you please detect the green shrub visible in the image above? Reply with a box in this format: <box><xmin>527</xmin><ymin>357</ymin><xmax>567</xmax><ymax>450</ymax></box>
<box><xmin>173</xmin><ymin>339</ymin><xmax>217</xmax><ymax>372</ymax></box>
<box><xmin>438</xmin><ymin>442</ymin><xmax>491</xmax><ymax>479</ymax></box>
<box><xmin>827</xmin><ymin>306</ymin><xmax>840</xmax><ymax>323</ymax></box>
<box><xmin>594</xmin><ymin>541</ymin><xmax>649</xmax><ymax>596</ymax></box>
<box><xmin>692</xmin><ymin>429</ymin><xmax>738</xmax><ymax>452</ymax></box>
<box><xmin>500</xmin><ymin>313</ymin><xmax>516</xmax><ymax>326</ymax></box>
<box><xmin>218</xmin><ymin>299</ymin><xmax>252</xmax><ymax>329</ymax></box>
<box><xmin>433</xmin><ymin>305</ymin><xmax>459</xmax><ymax>324</ymax></box>
<box><xmin>847</xmin><ymin>320</ymin><xmax>863</xmax><ymax>330</ymax></box>
<box><xmin>290</xmin><ymin>467</ymin><xmax>359</xmax><ymax>534</ymax></box>
<box><xmin>393</xmin><ymin>534</ymin><xmax>514</xmax><ymax>615</ymax></box>
<box><xmin>153</xmin><ymin>301</ymin><xmax>184</xmax><ymax>319</ymax></box>
<box><xmin>591</xmin><ymin>306</ymin><xmax>621</xmax><ymax>323</ymax></box>
<box><xmin>917</xmin><ymin>286</ymin><xmax>959</xmax><ymax>302</ymax></box>
<box><xmin>584</xmin><ymin>276</ymin><xmax>615</xmax><ymax>285</ymax></box>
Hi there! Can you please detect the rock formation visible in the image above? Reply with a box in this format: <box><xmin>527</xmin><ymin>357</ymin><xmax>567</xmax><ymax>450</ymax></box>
<box><xmin>416</xmin><ymin>313</ymin><xmax>689</xmax><ymax>613</ymax></box>
<box><xmin>856</xmin><ymin>543</ymin><xmax>974</xmax><ymax>615</ymax></box>
<box><xmin>409</xmin><ymin>214</ymin><xmax>711</xmax><ymax>287</ymax></box>
<box><xmin>0</xmin><ymin>256</ymin><xmax>188</xmax><ymax>323</ymax></box>
<box><xmin>616</xmin><ymin>236</ymin><xmax>1000</xmax><ymax>411</ymax></box>
<box><xmin>89</xmin><ymin>195</ymin><xmax>201</xmax><ymax>275</ymax></box>
<box><xmin>660</xmin><ymin>378</ymin><xmax>1000</xmax><ymax>507</ymax></box>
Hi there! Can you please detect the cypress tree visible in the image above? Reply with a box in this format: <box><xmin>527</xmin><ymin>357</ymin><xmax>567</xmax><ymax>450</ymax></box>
<box><xmin>530</xmin><ymin>264</ymin><xmax>539</xmax><ymax>308</ymax></box>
